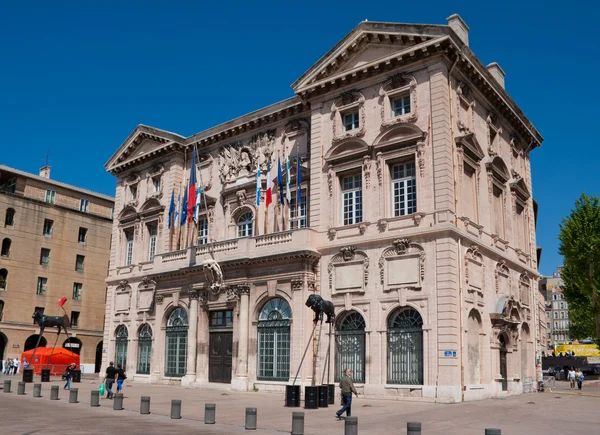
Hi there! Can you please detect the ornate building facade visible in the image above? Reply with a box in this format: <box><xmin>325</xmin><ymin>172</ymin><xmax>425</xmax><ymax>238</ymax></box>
<box><xmin>103</xmin><ymin>15</ymin><xmax>542</xmax><ymax>402</ymax></box>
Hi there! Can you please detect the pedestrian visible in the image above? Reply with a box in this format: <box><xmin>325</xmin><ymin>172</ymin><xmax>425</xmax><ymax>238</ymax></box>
<box><xmin>10</xmin><ymin>358</ymin><xmax>16</xmax><ymax>375</ymax></box>
<box><xmin>64</xmin><ymin>363</ymin><xmax>75</xmax><ymax>390</ymax></box>
<box><xmin>3</xmin><ymin>358</ymin><xmax>10</xmax><ymax>375</ymax></box>
<box><xmin>576</xmin><ymin>369</ymin><xmax>584</xmax><ymax>390</ymax></box>
<box><xmin>335</xmin><ymin>368</ymin><xmax>358</xmax><ymax>420</ymax></box>
<box><xmin>116</xmin><ymin>363</ymin><xmax>127</xmax><ymax>393</ymax></box>
<box><xmin>102</xmin><ymin>361</ymin><xmax>118</xmax><ymax>399</ymax></box>
<box><xmin>13</xmin><ymin>358</ymin><xmax>19</xmax><ymax>375</ymax></box>
<box><xmin>568</xmin><ymin>367</ymin><xmax>576</xmax><ymax>389</ymax></box>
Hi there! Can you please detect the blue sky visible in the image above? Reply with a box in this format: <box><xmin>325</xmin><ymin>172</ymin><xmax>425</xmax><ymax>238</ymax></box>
<box><xmin>1</xmin><ymin>1</ymin><xmax>597</xmax><ymax>275</ymax></box>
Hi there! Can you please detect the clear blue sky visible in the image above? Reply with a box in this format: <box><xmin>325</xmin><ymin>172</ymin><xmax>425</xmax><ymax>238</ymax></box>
<box><xmin>1</xmin><ymin>1</ymin><xmax>597</xmax><ymax>275</ymax></box>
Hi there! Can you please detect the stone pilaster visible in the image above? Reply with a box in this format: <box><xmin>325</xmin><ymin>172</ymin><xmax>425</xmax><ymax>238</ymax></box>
<box><xmin>150</xmin><ymin>294</ymin><xmax>164</xmax><ymax>383</ymax></box>
<box><xmin>182</xmin><ymin>290</ymin><xmax>199</xmax><ymax>386</ymax></box>
<box><xmin>232</xmin><ymin>284</ymin><xmax>251</xmax><ymax>391</ymax></box>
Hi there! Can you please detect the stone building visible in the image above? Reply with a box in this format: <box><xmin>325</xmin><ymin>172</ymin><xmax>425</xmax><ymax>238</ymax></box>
<box><xmin>0</xmin><ymin>164</ymin><xmax>114</xmax><ymax>373</ymax></box>
<box><xmin>103</xmin><ymin>14</ymin><xmax>542</xmax><ymax>402</ymax></box>
<box><xmin>540</xmin><ymin>268</ymin><xmax>570</xmax><ymax>348</ymax></box>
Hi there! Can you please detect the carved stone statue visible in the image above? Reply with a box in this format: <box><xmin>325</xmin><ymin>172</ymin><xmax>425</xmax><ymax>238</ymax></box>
<box><xmin>305</xmin><ymin>294</ymin><xmax>335</xmax><ymax>324</ymax></box>
<box><xmin>201</xmin><ymin>258</ymin><xmax>224</xmax><ymax>290</ymax></box>
<box><xmin>239</xmin><ymin>150</ymin><xmax>251</xmax><ymax>172</ymax></box>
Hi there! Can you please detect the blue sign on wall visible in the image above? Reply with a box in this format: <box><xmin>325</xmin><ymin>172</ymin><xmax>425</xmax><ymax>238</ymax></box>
<box><xmin>443</xmin><ymin>350</ymin><xmax>457</xmax><ymax>357</ymax></box>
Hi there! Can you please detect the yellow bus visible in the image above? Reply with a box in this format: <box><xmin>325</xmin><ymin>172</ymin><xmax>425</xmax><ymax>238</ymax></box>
<box><xmin>554</xmin><ymin>343</ymin><xmax>600</xmax><ymax>357</ymax></box>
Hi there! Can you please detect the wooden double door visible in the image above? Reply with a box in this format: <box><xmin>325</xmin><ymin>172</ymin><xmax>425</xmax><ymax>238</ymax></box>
<box><xmin>209</xmin><ymin>331</ymin><xmax>232</xmax><ymax>383</ymax></box>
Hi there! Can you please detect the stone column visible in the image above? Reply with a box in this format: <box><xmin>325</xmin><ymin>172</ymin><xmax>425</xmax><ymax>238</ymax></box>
<box><xmin>183</xmin><ymin>290</ymin><xmax>199</xmax><ymax>386</ymax></box>
<box><xmin>150</xmin><ymin>294</ymin><xmax>164</xmax><ymax>383</ymax></box>
<box><xmin>232</xmin><ymin>284</ymin><xmax>250</xmax><ymax>390</ymax></box>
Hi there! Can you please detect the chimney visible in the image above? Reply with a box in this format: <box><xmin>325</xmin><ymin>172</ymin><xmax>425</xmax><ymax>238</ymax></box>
<box><xmin>487</xmin><ymin>62</ymin><xmax>506</xmax><ymax>89</ymax></box>
<box><xmin>39</xmin><ymin>165</ymin><xmax>51</xmax><ymax>179</ymax></box>
<box><xmin>446</xmin><ymin>14</ymin><xmax>469</xmax><ymax>46</ymax></box>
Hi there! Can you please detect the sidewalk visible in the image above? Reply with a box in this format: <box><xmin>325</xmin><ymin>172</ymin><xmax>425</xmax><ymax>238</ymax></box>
<box><xmin>1</xmin><ymin>373</ymin><xmax>599</xmax><ymax>434</ymax></box>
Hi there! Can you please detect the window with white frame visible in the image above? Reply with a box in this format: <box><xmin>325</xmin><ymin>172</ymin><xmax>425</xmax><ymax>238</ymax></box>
<box><xmin>36</xmin><ymin>277</ymin><xmax>47</xmax><ymax>295</ymax></box>
<box><xmin>124</xmin><ymin>228</ymin><xmax>134</xmax><ymax>266</ymax></box>
<box><xmin>73</xmin><ymin>282</ymin><xmax>82</xmax><ymax>301</ymax></box>
<box><xmin>391</xmin><ymin>162</ymin><xmax>417</xmax><ymax>217</ymax></box>
<box><xmin>341</xmin><ymin>174</ymin><xmax>362</xmax><ymax>225</ymax></box>
<box><xmin>237</xmin><ymin>212</ymin><xmax>253</xmax><ymax>237</ymax></box>
<box><xmin>392</xmin><ymin>94</ymin><xmax>411</xmax><ymax>117</ymax></box>
<box><xmin>147</xmin><ymin>223</ymin><xmax>157</xmax><ymax>261</ymax></box>
<box><xmin>343</xmin><ymin>111</ymin><xmax>360</xmax><ymax>132</ymax></box>
<box><xmin>198</xmin><ymin>217</ymin><xmax>209</xmax><ymax>245</ymax></box>
<box><xmin>45</xmin><ymin>189</ymin><xmax>56</xmax><ymax>204</ymax></box>
<box><xmin>289</xmin><ymin>191</ymin><xmax>307</xmax><ymax>229</ymax></box>
<box><xmin>79</xmin><ymin>199</ymin><xmax>90</xmax><ymax>213</ymax></box>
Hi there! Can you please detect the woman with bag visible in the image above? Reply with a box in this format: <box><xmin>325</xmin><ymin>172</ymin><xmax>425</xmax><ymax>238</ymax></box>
<box><xmin>576</xmin><ymin>368</ymin><xmax>584</xmax><ymax>390</ymax></box>
<box><xmin>568</xmin><ymin>367</ymin><xmax>576</xmax><ymax>389</ymax></box>
<box><xmin>116</xmin><ymin>363</ymin><xmax>127</xmax><ymax>393</ymax></box>
<box><xmin>63</xmin><ymin>363</ymin><xmax>75</xmax><ymax>390</ymax></box>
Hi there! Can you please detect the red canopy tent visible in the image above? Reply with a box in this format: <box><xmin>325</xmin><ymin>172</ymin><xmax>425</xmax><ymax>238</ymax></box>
<box><xmin>21</xmin><ymin>347</ymin><xmax>80</xmax><ymax>375</ymax></box>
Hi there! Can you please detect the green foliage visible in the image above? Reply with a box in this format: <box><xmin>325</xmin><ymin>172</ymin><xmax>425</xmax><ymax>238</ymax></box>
<box><xmin>558</xmin><ymin>193</ymin><xmax>600</xmax><ymax>346</ymax></box>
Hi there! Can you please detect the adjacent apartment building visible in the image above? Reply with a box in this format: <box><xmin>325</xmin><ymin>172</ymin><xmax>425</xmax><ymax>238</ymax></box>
<box><xmin>103</xmin><ymin>15</ymin><xmax>542</xmax><ymax>402</ymax></box>
<box><xmin>540</xmin><ymin>267</ymin><xmax>571</xmax><ymax>348</ymax></box>
<box><xmin>0</xmin><ymin>164</ymin><xmax>114</xmax><ymax>373</ymax></box>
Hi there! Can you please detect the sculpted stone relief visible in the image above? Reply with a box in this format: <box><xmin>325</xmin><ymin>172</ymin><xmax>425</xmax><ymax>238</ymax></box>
<box><xmin>218</xmin><ymin>130</ymin><xmax>276</xmax><ymax>184</ymax></box>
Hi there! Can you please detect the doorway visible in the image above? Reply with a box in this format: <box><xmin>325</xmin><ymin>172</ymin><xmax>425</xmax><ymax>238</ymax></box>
<box><xmin>208</xmin><ymin>310</ymin><xmax>233</xmax><ymax>383</ymax></box>
<box><xmin>24</xmin><ymin>334</ymin><xmax>47</xmax><ymax>351</ymax></box>
<box><xmin>0</xmin><ymin>332</ymin><xmax>7</xmax><ymax>370</ymax></box>
<box><xmin>95</xmin><ymin>341</ymin><xmax>103</xmax><ymax>373</ymax></box>
<box><xmin>499</xmin><ymin>334</ymin><xmax>508</xmax><ymax>392</ymax></box>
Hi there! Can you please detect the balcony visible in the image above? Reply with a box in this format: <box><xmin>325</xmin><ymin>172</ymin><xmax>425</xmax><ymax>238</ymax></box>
<box><xmin>114</xmin><ymin>228</ymin><xmax>318</xmax><ymax>277</ymax></box>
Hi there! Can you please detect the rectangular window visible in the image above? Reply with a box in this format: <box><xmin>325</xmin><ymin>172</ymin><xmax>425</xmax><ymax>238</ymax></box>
<box><xmin>45</xmin><ymin>189</ymin><xmax>56</xmax><ymax>204</ymax></box>
<box><xmin>392</xmin><ymin>94</ymin><xmax>411</xmax><ymax>117</ymax></box>
<box><xmin>462</xmin><ymin>164</ymin><xmax>477</xmax><ymax>222</ymax></box>
<box><xmin>75</xmin><ymin>254</ymin><xmax>85</xmax><ymax>272</ymax></box>
<box><xmin>148</xmin><ymin>223</ymin><xmax>157</xmax><ymax>261</ymax></box>
<box><xmin>492</xmin><ymin>185</ymin><xmax>504</xmax><ymax>237</ymax></box>
<box><xmin>79</xmin><ymin>199</ymin><xmax>90</xmax><ymax>213</ymax></box>
<box><xmin>6</xmin><ymin>178</ymin><xmax>16</xmax><ymax>194</ymax></box>
<box><xmin>36</xmin><ymin>278</ymin><xmax>47</xmax><ymax>295</ymax></box>
<box><xmin>289</xmin><ymin>191</ymin><xmax>307</xmax><ymax>229</ymax></box>
<box><xmin>33</xmin><ymin>306</ymin><xmax>45</xmax><ymax>324</ymax></box>
<box><xmin>392</xmin><ymin>162</ymin><xmax>417</xmax><ymax>217</ymax></box>
<box><xmin>78</xmin><ymin>227</ymin><xmax>87</xmax><ymax>244</ymax></box>
<box><xmin>125</xmin><ymin>229</ymin><xmax>134</xmax><ymax>266</ymax></box>
<box><xmin>343</xmin><ymin>111</ymin><xmax>360</xmax><ymax>131</ymax></box>
<box><xmin>40</xmin><ymin>248</ymin><xmax>50</xmax><ymax>266</ymax></box>
<box><xmin>210</xmin><ymin>310</ymin><xmax>233</xmax><ymax>327</ymax></box>
<box><xmin>341</xmin><ymin>174</ymin><xmax>362</xmax><ymax>226</ymax></box>
<box><xmin>71</xmin><ymin>311</ymin><xmax>80</xmax><ymax>327</ymax></box>
<box><xmin>43</xmin><ymin>219</ymin><xmax>53</xmax><ymax>237</ymax></box>
<box><xmin>198</xmin><ymin>217</ymin><xmax>209</xmax><ymax>245</ymax></box>
<box><xmin>152</xmin><ymin>177</ymin><xmax>161</xmax><ymax>193</ymax></box>
<box><xmin>130</xmin><ymin>185</ymin><xmax>137</xmax><ymax>201</ymax></box>
<box><xmin>73</xmin><ymin>283</ymin><xmax>82</xmax><ymax>301</ymax></box>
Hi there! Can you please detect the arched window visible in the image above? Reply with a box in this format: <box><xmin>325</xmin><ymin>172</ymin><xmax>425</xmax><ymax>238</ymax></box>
<box><xmin>335</xmin><ymin>311</ymin><xmax>366</xmax><ymax>383</ymax></box>
<box><xmin>63</xmin><ymin>337</ymin><xmax>82</xmax><ymax>355</ymax></box>
<box><xmin>237</xmin><ymin>212</ymin><xmax>253</xmax><ymax>237</ymax></box>
<box><xmin>387</xmin><ymin>307</ymin><xmax>423</xmax><ymax>385</ymax></box>
<box><xmin>257</xmin><ymin>298</ymin><xmax>291</xmax><ymax>381</ymax></box>
<box><xmin>165</xmin><ymin>308</ymin><xmax>188</xmax><ymax>377</ymax></box>
<box><xmin>466</xmin><ymin>310</ymin><xmax>482</xmax><ymax>384</ymax></box>
<box><xmin>137</xmin><ymin>324</ymin><xmax>153</xmax><ymax>374</ymax></box>
<box><xmin>4</xmin><ymin>208</ymin><xmax>15</xmax><ymax>226</ymax></box>
<box><xmin>115</xmin><ymin>325</ymin><xmax>128</xmax><ymax>369</ymax></box>
<box><xmin>0</xmin><ymin>269</ymin><xmax>7</xmax><ymax>291</ymax></box>
<box><xmin>1</xmin><ymin>238</ymin><xmax>11</xmax><ymax>257</ymax></box>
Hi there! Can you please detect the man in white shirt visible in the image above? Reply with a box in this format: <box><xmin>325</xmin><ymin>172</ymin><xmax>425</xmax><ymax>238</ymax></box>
<box><xmin>13</xmin><ymin>359</ymin><xmax>19</xmax><ymax>375</ymax></box>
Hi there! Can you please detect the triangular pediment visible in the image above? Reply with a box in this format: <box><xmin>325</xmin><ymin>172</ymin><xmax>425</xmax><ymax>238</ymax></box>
<box><xmin>105</xmin><ymin>125</ymin><xmax>186</xmax><ymax>174</ymax></box>
<box><xmin>292</xmin><ymin>22</ymin><xmax>449</xmax><ymax>93</ymax></box>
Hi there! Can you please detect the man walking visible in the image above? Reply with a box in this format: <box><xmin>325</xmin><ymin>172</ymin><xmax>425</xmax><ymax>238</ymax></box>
<box><xmin>336</xmin><ymin>368</ymin><xmax>358</xmax><ymax>420</ymax></box>
<box><xmin>102</xmin><ymin>361</ymin><xmax>118</xmax><ymax>399</ymax></box>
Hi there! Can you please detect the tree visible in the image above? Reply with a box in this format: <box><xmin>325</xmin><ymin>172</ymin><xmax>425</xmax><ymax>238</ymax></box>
<box><xmin>558</xmin><ymin>193</ymin><xmax>600</xmax><ymax>346</ymax></box>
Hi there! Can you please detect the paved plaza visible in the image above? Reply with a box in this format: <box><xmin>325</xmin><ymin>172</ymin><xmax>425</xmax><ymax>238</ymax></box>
<box><xmin>0</xmin><ymin>374</ymin><xmax>599</xmax><ymax>434</ymax></box>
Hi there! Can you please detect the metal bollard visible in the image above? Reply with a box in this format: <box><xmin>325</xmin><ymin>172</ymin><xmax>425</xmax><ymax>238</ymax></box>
<box><xmin>3</xmin><ymin>380</ymin><xmax>11</xmax><ymax>393</ymax></box>
<box><xmin>485</xmin><ymin>430</ymin><xmax>501</xmax><ymax>435</ymax></box>
<box><xmin>245</xmin><ymin>407</ymin><xmax>257</xmax><ymax>430</ymax></box>
<box><xmin>204</xmin><ymin>403</ymin><xmax>216</xmax><ymax>424</ymax></box>
<box><xmin>344</xmin><ymin>416</ymin><xmax>358</xmax><ymax>435</ymax></box>
<box><xmin>91</xmin><ymin>390</ymin><xmax>100</xmax><ymax>407</ymax></box>
<box><xmin>69</xmin><ymin>388</ymin><xmax>79</xmax><ymax>403</ymax></box>
<box><xmin>50</xmin><ymin>385</ymin><xmax>59</xmax><ymax>400</ymax></box>
<box><xmin>171</xmin><ymin>399</ymin><xmax>182</xmax><ymax>419</ymax></box>
<box><xmin>17</xmin><ymin>382</ymin><xmax>26</xmax><ymax>395</ymax></box>
<box><xmin>33</xmin><ymin>383</ymin><xmax>42</xmax><ymax>398</ymax></box>
<box><xmin>408</xmin><ymin>422</ymin><xmax>422</xmax><ymax>435</ymax></box>
<box><xmin>113</xmin><ymin>393</ymin><xmax>124</xmax><ymax>410</ymax></box>
<box><xmin>291</xmin><ymin>412</ymin><xmax>304</xmax><ymax>435</ymax></box>
<box><xmin>140</xmin><ymin>396</ymin><xmax>151</xmax><ymax>414</ymax></box>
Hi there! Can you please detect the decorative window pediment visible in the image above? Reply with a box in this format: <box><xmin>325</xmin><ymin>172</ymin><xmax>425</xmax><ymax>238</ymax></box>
<box><xmin>379</xmin><ymin>74</ymin><xmax>418</xmax><ymax>128</ymax></box>
<box><xmin>486</xmin><ymin>156</ymin><xmax>510</xmax><ymax>185</ymax></box>
<box><xmin>115</xmin><ymin>280</ymin><xmax>132</xmax><ymax>313</ymax></box>
<box><xmin>378</xmin><ymin>239</ymin><xmax>425</xmax><ymax>291</ymax></box>
<box><xmin>331</xmin><ymin>91</ymin><xmax>366</xmax><ymax>143</ymax></box>
<box><xmin>140</xmin><ymin>198</ymin><xmax>164</xmax><ymax>217</ymax></box>
<box><xmin>118</xmin><ymin>205</ymin><xmax>138</xmax><ymax>224</ymax></box>
<box><xmin>456</xmin><ymin>133</ymin><xmax>484</xmax><ymax>163</ymax></box>
<box><xmin>510</xmin><ymin>178</ymin><xmax>530</xmax><ymax>202</ymax></box>
<box><xmin>328</xmin><ymin>246</ymin><xmax>369</xmax><ymax>293</ymax></box>
<box><xmin>494</xmin><ymin>260</ymin><xmax>510</xmax><ymax>296</ymax></box>
<box><xmin>324</xmin><ymin>139</ymin><xmax>369</xmax><ymax>166</ymax></box>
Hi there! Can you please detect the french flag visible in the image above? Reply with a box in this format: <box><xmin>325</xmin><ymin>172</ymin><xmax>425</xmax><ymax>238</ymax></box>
<box><xmin>265</xmin><ymin>160</ymin><xmax>272</xmax><ymax>208</ymax></box>
<box><xmin>187</xmin><ymin>148</ymin><xmax>197</xmax><ymax>223</ymax></box>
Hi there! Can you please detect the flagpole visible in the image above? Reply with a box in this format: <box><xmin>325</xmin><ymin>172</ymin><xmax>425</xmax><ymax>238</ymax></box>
<box><xmin>296</xmin><ymin>143</ymin><xmax>300</xmax><ymax>223</ymax></box>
